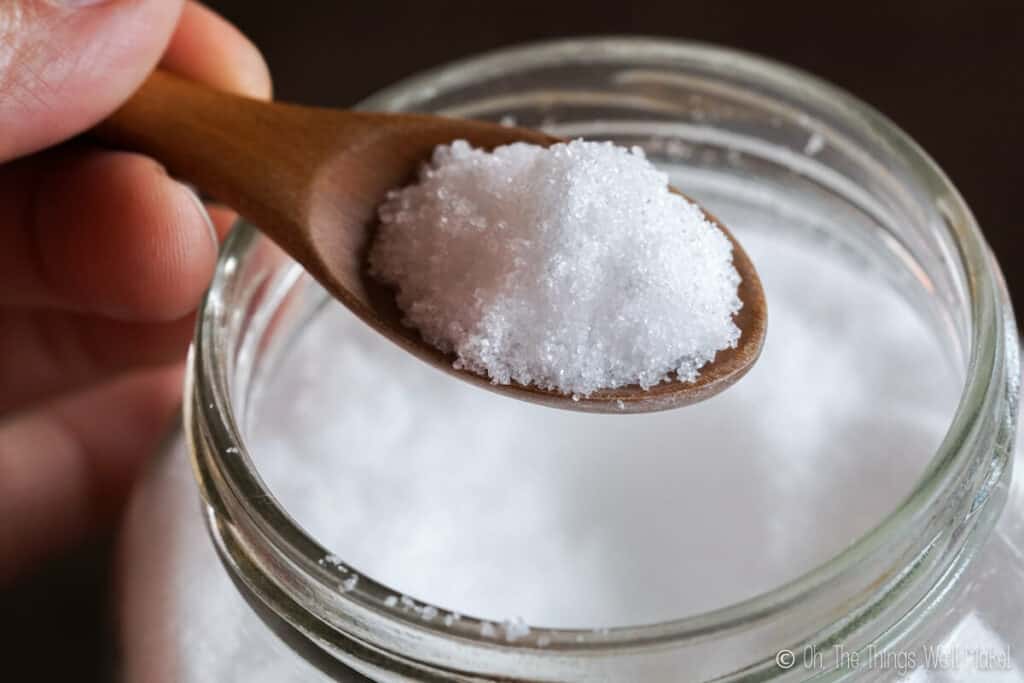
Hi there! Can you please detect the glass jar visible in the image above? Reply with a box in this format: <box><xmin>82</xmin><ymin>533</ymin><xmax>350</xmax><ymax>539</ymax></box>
<box><xmin>119</xmin><ymin>38</ymin><xmax>1021</xmax><ymax>682</ymax></box>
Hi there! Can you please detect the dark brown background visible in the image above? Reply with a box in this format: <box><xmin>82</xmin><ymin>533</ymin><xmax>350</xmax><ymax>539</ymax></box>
<box><xmin>3</xmin><ymin>1</ymin><xmax>1022</xmax><ymax>679</ymax></box>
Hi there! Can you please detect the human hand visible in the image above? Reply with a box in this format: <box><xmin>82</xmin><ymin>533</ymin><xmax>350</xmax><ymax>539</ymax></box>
<box><xmin>0</xmin><ymin>0</ymin><xmax>271</xmax><ymax>581</ymax></box>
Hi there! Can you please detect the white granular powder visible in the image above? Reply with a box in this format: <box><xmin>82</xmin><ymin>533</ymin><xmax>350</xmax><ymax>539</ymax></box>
<box><xmin>369</xmin><ymin>140</ymin><xmax>741</xmax><ymax>395</ymax></box>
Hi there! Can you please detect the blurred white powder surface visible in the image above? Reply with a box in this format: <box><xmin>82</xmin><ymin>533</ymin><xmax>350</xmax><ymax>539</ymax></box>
<box><xmin>119</xmin><ymin>209</ymin><xmax>963</xmax><ymax>681</ymax></box>
<box><xmin>369</xmin><ymin>140</ymin><xmax>741</xmax><ymax>395</ymax></box>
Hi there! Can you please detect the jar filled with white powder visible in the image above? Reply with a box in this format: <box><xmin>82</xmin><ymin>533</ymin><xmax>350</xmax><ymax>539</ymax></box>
<box><xmin>118</xmin><ymin>39</ymin><xmax>1023</xmax><ymax>681</ymax></box>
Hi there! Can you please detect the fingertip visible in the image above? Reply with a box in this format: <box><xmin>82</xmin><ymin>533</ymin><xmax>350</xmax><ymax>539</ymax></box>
<box><xmin>35</xmin><ymin>150</ymin><xmax>219</xmax><ymax>321</ymax></box>
<box><xmin>161</xmin><ymin>1</ymin><xmax>273</xmax><ymax>100</ymax></box>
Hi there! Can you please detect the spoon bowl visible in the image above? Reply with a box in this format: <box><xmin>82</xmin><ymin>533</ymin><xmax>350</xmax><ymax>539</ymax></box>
<box><xmin>95</xmin><ymin>70</ymin><xmax>766</xmax><ymax>413</ymax></box>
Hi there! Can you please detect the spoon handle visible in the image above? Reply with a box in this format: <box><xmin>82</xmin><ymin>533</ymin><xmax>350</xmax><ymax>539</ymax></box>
<box><xmin>93</xmin><ymin>70</ymin><xmax>338</xmax><ymax>252</ymax></box>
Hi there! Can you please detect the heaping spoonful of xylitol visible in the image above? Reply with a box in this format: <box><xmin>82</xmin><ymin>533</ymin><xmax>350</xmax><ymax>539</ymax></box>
<box><xmin>95</xmin><ymin>71</ymin><xmax>766</xmax><ymax>413</ymax></box>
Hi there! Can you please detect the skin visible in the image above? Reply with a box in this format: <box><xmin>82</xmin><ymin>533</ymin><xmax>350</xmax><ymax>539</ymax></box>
<box><xmin>0</xmin><ymin>0</ymin><xmax>272</xmax><ymax>582</ymax></box>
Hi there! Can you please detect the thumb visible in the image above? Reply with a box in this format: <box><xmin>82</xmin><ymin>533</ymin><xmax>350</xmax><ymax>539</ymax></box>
<box><xmin>0</xmin><ymin>0</ymin><xmax>185</xmax><ymax>162</ymax></box>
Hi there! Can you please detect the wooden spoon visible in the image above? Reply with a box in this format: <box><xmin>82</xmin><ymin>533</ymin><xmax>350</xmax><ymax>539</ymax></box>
<box><xmin>94</xmin><ymin>70</ymin><xmax>766</xmax><ymax>414</ymax></box>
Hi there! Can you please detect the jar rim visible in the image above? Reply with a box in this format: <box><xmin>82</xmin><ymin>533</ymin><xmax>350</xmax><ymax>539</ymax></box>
<box><xmin>189</xmin><ymin>36</ymin><xmax>1014</xmax><ymax>674</ymax></box>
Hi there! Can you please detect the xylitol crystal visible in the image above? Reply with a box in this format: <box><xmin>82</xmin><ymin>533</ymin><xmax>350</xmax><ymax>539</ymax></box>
<box><xmin>369</xmin><ymin>140</ymin><xmax>742</xmax><ymax>396</ymax></box>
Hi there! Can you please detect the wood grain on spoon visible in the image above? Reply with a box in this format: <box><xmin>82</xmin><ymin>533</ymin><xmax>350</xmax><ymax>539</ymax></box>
<box><xmin>94</xmin><ymin>70</ymin><xmax>766</xmax><ymax>413</ymax></box>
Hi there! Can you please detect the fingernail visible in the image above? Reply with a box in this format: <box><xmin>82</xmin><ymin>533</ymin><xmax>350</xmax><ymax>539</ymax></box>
<box><xmin>176</xmin><ymin>181</ymin><xmax>220</xmax><ymax>255</ymax></box>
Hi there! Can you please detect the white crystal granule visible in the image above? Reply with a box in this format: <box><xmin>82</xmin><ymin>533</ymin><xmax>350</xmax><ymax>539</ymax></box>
<box><xmin>369</xmin><ymin>139</ymin><xmax>742</xmax><ymax>396</ymax></box>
